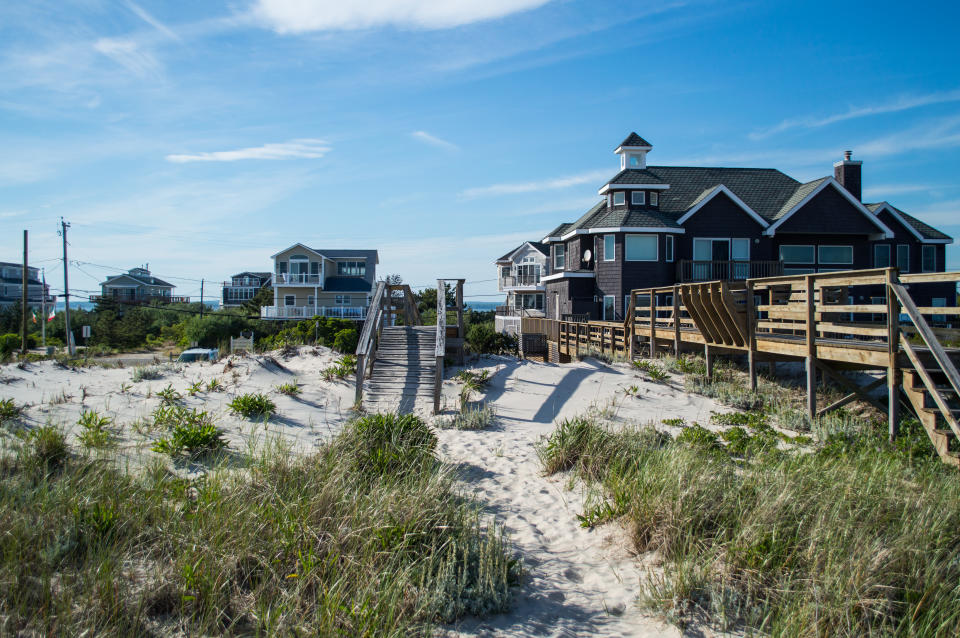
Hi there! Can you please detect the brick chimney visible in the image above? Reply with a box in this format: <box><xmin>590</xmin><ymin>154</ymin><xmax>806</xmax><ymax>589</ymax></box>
<box><xmin>834</xmin><ymin>150</ymin><xmax>862</xmax><ymax>201</ymax></box>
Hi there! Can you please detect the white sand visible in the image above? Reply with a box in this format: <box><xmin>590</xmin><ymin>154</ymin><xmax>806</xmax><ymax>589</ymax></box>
<box><xmin>0</xmin><ymin>350</ymin><xmax>729</xmax><ymax>636</ymax></box>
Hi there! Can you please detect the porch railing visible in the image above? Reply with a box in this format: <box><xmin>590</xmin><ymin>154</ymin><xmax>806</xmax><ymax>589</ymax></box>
<box><xmin>677</xmin><ymin>260</ymin><xmax>783</xmax><ymax>283</ymax></box>
<box><xmin>274</xmin><ymin>273</ymin><xmax>321</xmax><ymax>285</ymax></box>
<box><xmin>261</xmin><ymin>305</ymin><xmax>367</xmax><ymax>320</ymax></box>
<box><xmin>494</xmin><ymin>305</ymin><xmax>545</xmax><ymax>317</ymax></box>
<box><xmin>499</xmin><ymin>273</ymin><xmax>543</xmax><ymax>288</ymax></box>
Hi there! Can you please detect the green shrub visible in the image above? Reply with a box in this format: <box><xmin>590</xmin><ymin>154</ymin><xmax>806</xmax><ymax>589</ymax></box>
<box><xmin>440</xmin><ymin>403</ymin><xmax>496</xmax><ymax>430</ymax></box>
<box><xmin>274</xmin><ymin>380</ymin><xmax>301</xmax><ymax>396</ymax></box>
<box><xmin>0</xmin><ymin>398</ymin><xmax>22</xmax><ymax>423</ymax></box>
<box><xmin>228</xmin><ymin>393</ymin><xmax>276</xmax><ymax>419</ymax></box>
<box><xmin>332</xmin><ymin>328</ymin><xmax>359</xmax><ymax>354</ymax></box>
<box><xmin>675</xmin><ymin>423</ymin><xmax>721</xmax><ymax>451</ymax></box>
<box><xmin>152</xmin><ymin>421</ymin><xmax>226</xmax><ymax>456</ymax></box>
<box><xmin>131</xmin><ymin>365</ymin><xmax>164</xmax><ymax>382</ymax></box>
<box><xmin>322</xmin><ymin>355</ymin><xmax>357</xmax><ymax>381</ymax></box>
<box><xmin>340</xmin><ymin>413</ymin><xmax>437</xmax><ymax>480</ymax></box>
<box><xmin>155</xmin><ymin>384</ymin><xmax>182</xmax><ymax>405</ymax></box>
<box><xmin>24</xmin><ymin>425</ymin><xmax>68</xmax><ymax>469</ymax></box>
<box><xmin>466</xmin><ymin>323</ymin><xmax>516</xmax><ymax>355</ymax></box>
<box><xmin>77</xmin><ymin>410</ymin><xmax>114</xmax><ymax>448</ymax></box>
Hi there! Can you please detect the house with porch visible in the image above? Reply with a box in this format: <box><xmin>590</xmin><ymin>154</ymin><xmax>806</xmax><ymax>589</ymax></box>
<box><xmin>92</xmin><ymin>266</ymin><xmax>188</xmax><ymax>304</ymax></box>
<box><xmin>261</xmin><ymin>244</ymin><xmax>378</xmax><ymax>320</ymax></box>
<box><xmin>222</xmin><ymin>271</ymin><xmax>272</xmax><ymax>307</ymax></box>
<box><xmin>538</xmin><ymin>133</ymin><xmax>953</xmax><ymax>321</ymax></box>
<box><xmin>494</xmin><ymin>241</ymin><xmax>550</xmax><ymax>334</ymax></box>
<box><xmin>0</xmin><ymin>262</ymin><xmax>55</xmax><ymax>309</ymax></box>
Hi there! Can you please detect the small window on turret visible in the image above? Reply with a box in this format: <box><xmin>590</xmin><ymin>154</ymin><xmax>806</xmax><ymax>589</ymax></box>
<box><xmin>613</xmin><ymin>192</ymin><xmax>625</xmax><ymax>206</ymax></box>
<box><xmin>629</xmin><ymin>155</ymin><xmax>642</xmax><ymax>167</ymax></box>
<box><xmin>650</xmin><ymin>192</ymin><xmax>659</xmax><ymax>206</ymax></box>
<box><xmin>631</xmin><ymin>191</ymin><xmax>645</xmax><ymax>205</ymax></box>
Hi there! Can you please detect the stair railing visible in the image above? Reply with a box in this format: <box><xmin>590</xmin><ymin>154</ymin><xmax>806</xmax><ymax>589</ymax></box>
<box><xmin>355</xmin><ymin>281</ymin><xmax>387</xmax><ymax>404</ymax></box>
<box><xmin>434</xmin><ymin>279</ymin><xmax>446</xmax><ymax>413</ymax></box>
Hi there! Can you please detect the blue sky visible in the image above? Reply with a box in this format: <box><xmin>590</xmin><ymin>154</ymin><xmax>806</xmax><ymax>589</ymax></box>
<box><xmin>2</xmin><ymin>0</ymin><xmax>959</xmax><ymax>304</ymax></box>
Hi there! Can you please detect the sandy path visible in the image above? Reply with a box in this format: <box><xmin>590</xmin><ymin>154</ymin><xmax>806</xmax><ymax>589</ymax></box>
<box><xmin>437</xmin><ymin>357</ymin><xmax>725</xmax><ymax>637</ymax></box>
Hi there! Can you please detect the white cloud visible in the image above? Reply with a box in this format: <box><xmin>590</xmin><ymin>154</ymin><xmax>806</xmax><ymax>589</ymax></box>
<box><xmin>93</xmin><ymin>37</ymin><xmax>162</xmax><ymax>77</ymax></box>
<box><xmin>250</xmin><ymin>0</ymin><xmax>553</xmax><ymax>32</ymax></box>
<box><xmin>462</xmin><ymin>169</ymin><xmax>608</xmax><ymax>198</ymax></box>
<box><xmin>126</xmin><ymin>1</ymin><xmax>181</xmax><ymax>41</ymax></box>
<box><xmin>411</xmin><ymin>130</ymin><xmax>458</xmax><ymax>151</ymax></box>
<box><xmin>750</xmin><ymin>89</ymin><xmax>960</xmax><ymax>139</ymax></box>
<box><xmin>166</xmin><ymin>139</ymin><xmax>331</xmax><ymax>163</ymax></box>
<box><xmin>861</xmin><ymin>184</ymin><xmax>933</xmax><ymax>199</ymax></box>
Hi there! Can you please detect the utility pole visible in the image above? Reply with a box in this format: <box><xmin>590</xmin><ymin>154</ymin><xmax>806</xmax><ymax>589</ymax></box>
<box><xmin>200</xmin><ymin>278</ymin><xmax>204</xmax><ymax>319</ymax></box>
<box><xmin>40</xmin><ymin>268</ymin><xmax>47</xmax><ymax>348</ymax></box>
<box><xmin>60</xmin><ymin>218</ymin><xmax>74</xmax><ymax>355</ymax></box>
<box><xmin>21</xmin><ymin>230</ymin><xmax>28</xmax><ymax>356</ymax></box>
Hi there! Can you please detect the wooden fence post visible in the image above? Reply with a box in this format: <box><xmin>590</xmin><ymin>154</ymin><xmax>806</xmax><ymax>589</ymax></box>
<box><xmin>886</xmin><ymin>268</ymin><xmax>901</xmax><ymax>441</ymax></box>
<box><xmin>805</xmin><ymin>274</ymin><xmax>817</xmax><ymax>419</ymax></box>
<box><xmin>673</xmin><ymin>286</ymin><xmax>681</xmax><ymax>356</ymax></box>
<box><xmin>649</xmin><ymin>292</ymin><xmax>657</xmax><ymax>358</ymax></box>
<box><xmin>746</xmin><ymin>279</ymin><xmax>757</xmax><ymax>392</ymax></box>
<box><xmin>705</xmin><ymin>344</ymin><xmax>713</xmax><ymax>382</ymax></box>
<box><xmin>628</xmin><ymin>291</ymin><xmax>637</xmax><ymax>360</ymax></box>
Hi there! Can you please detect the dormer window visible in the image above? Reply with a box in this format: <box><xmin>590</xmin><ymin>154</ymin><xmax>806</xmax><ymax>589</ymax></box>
<box><xmin>650</xmin><ymin>192</ymin><xmax>659</xmax><ymax>206</ymax></box>
<box><xmin>628</xmin><ymin>153</ymin><xmax>644</xmax><ymax>167</ymax></box>
<box><xmin>613</xmin><ymin>192</ymin><xmax>625</xmax><ymax>206</ymax></box>
<box><xmin>631</xmin><ymin>191</ymin><xmax>645</xmax><ymax>206</ymax></box>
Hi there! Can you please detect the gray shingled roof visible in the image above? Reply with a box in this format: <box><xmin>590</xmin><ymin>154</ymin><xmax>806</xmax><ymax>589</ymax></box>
<box><xmin>105</xmin><ymin>271</ymin><xmax>174</xmax><ymax>288</ymax></box>
<box><xmin>617</xmin><ymin>132</ymin><xmax>652</xmax><ymax>148</ymax></box>
<box><xmin>866</xmin><ymin>203</ymin><xmax>953</xmax><ymax>241</ymax></box>
<box><xmin>606</xmin><ymin>169</ymin><xmax>668</xmax><ymax>186</ymax></box>
<box><xmin>497</xmin><ymin>241</ymin><xmax>549</xmax><ymax>261</ymax></box>
<box><xmin>323</xmin><ymin>277</ymin><xmax>372</xmax><ymax>292</ymax></box>
<box><xmin>568</xmin><ymin>201</ymin><xmax>680</xmax><ymax>231</ymax></box>
<box><xmin>544</xmin><ymin>222</ymin><xmax>573</xmax><ymax>239</ymax></box>
<box><xmin>769</xmin><ymin>177</ymin><xmax>830</xmax><ymax>221</ymax></box>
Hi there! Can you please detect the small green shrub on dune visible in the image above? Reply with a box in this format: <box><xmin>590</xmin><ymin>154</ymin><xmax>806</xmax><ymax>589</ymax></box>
<box><xmin>274</xmin><ymin>380</ymin><xmax>301</xmax><ymax>396</ymax></box>
<box><xmin>441</xmin><ymin>403</ymin><xmax>496</xmax><ymax>430</ymax></box>
<box><xmin>321</xmin><ymin>355</ymin><xmax>356</xmax><ymax>381</ymax></box>
<box><xmin>228</xmin><ymin>393</ymin><xmax>276</xmax><ymax>419</ymax></box>
<box><xmin>131</xmin><ymin>365</ymin><xmax>164</xmax><ymax>382</ymax></box>
<box><xmin>77</xmin><ymin>410</ymin><xmax>114</xmax><ymax>449</ymax></box>
<box><xmin>152</xmin><ymin>420</ymin><xmax>226</xmax><ymax>456</ymax></box>
<box><xmin>21</xmin><ymin>425</ymin><xmax>68</xmax><ymax>469</ymax></box>
<box><xmin>0</xmin><ymin>398</ymin><xmax>22</xmax><ymax>423</ymax></box>
<box><xmin>155</xmin><ymin>384</ymin><xmax>182</xmax><ymax>405</ymax></box>
<box><xmin>341</xmin><ymin>413</ymin><xmax>437</xmax><ymax>481</ymax></box>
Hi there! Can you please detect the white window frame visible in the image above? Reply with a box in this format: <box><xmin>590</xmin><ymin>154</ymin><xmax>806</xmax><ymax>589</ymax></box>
<box><xmin>631</xmin><ymin>191</ymin><xmax>645</xmax><ymax>206</ymax></box>
<box><xmin>612</xmin><ymin>191</ymin><xmax>625</xmax><ymax>206</ymax></box>
<box><xmin>665</xmin><ymin>235</ymin><xmax>674</xmax><ymax>262</ymax></box>
<box><xmin>603</xmin><ymin>234</ymin><xmax>615</xmax><ymax>261</ymax></box>
<box><xmin>874</xmin><ymin>244</ymin><xmax>891</xmax><ymax>268</ymax></box>
<box><xmin>335</xmin><ymin>295</ymin><xmax>351</xmax><ymax>305</ymax></box>
<box><xmin>779</xmin><ymin>245</ymin><xmax>815</xmax><ymax>264</ymax></box>
<box><xmin>922</xmin><ymin>245</ymin><xmax>937</xmax><ymax>272</ymax></box>
<box><xmin>307</xmin><ymin>295</ymin><xmax>315</xmax><ymax>307</ymax></box>
<box><xmin>284</xmin><ymin>295</ymin><xmax>296</xmax><ymax>306</ymax></box>
<box><xmin>817</xmin><ymin>245</ymin><xmax>853</xmax><ymax>265</ymax></box>
<box><xmin>624</xmin><ymin>234</ymin><xmax>658</xmax><ymax>262</ymax></box>
<box><xmin>554</xmin><ymin>245</ymin><xmax>566</xmax><ymax>270</ymax></box>
<box><xmin>650</xmin><ymin>191</ymin><xmax>659</xmax><ymax>206</ymax></box>
<box><xmin>896</xmin><ymin>244</ymin><xmax>910</xmax><ymax>273</ymax></box>
<box><xmin>603</xmin><ymin>295</ymin><xmax>616</xmax><ymax>321</ymax></box>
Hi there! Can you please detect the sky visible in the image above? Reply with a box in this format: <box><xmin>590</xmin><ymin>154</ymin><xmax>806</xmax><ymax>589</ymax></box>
<box><xmin>1</xmin><ymin>0</ymin><xmax>959</xmax><ymax>305</ymax></box>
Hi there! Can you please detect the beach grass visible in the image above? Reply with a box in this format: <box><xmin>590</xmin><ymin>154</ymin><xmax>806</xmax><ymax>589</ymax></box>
<box><xmin>0</xmin><ymin>412</ymin><xmax>519</xmax><ymax>636</ymax></box>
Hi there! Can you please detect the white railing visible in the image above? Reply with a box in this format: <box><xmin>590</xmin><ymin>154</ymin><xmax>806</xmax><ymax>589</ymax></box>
<box><xmin>261</xmin><ymin>305</ymin><xmax>367</xmax><ymax>320</ymax></box>
<box><xmin>274</xmin><ymin>273</ymin><xmax>321</xmax><ymax>285</ymax></box>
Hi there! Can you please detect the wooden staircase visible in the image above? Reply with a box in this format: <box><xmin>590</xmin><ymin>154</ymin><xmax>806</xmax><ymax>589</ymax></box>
<box><xmin>362</xmin><ymin>326</ymin><xmax>438</xmax><ymax>412</ymax></box>
<box><xmin>899</xmin><ymin>346</ymin><xmax>960</xmax><ymax>467</ymax></box>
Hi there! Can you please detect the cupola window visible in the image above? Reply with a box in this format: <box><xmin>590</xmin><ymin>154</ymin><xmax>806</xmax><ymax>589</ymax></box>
<box><xmin>631</xmin><ymin>191</ymin><xmax>645</xmax><ymax>205</ymax></box>
<box><xmin>613</xmin><ymin>192</ymin><xmax>625</xmax><ymax>206</ymax></box>
<box><xmin>650</xmin><ymin>192</ymin><xmax>659</xmax><ymax>206</ymax></box>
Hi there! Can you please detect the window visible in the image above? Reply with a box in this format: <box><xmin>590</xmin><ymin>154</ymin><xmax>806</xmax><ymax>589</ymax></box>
<box><xmin>603</xmin><ymin>295</ymin><xmax>615</xmax><ymax>321</ymax></box>
<box><xmin>871</xmin><ymin>296</ymin><xmax>886</xmax><ymax>322</ymax></box>
<box><xmin>818</xmin><ymin>245</ymin><xmax>853</xmax><ymax>264</ymax></box>
<box><xmin>613</xmin><ymin>191</ymin><xmax>625</xmax><ymax>206</ymax></box>
<box><xmin>335</xmin><ymin>295</ymin><xmax>351</xmax><ymax>305</ymax></box>
<box><xmin>874</xmin><ymin>244</ymin><xmax>891</xmax><ymax>268</ymax></box>
<box><xmin>337</xmin><ymin>261</ymin><xmax>365</xmax><ymax>276</ymax></box>
<box><xmin>500</xmin><ymin>266</ymin><xmax>511</xmax><ymax>279</ymax></box>
<box><xmin>896</xmin><ymin>245</ymin><xmax>910</xmax><ymax>272</ymax></box>
<box><xmin>631</xmin><ymin>191</ymin><xmax>645</xmax><ymax>205</ymax></box>
<box><xmin>625</xmin><ymin>234</ymin><xmax>658</xmax><ymax>261</ymax></box>
<box><xmin>779</xmin><ymin>245</ymin><xmax>814</xmax><ymax>263</ymax></box>
<box><xmin>628</xmin><ymin>153</ymin><xmax>643</xmax><ymax>167</ymax></box>
<box><xmin>311</xmin><ymin>261</ymin><xmax>320</xmax><ymax>275</ymax></box>
<box><xmin>732</xmin><ymin>238</ymin><xmax>750</xmax><ymax>261</ymax></box>
<box><xmin>932</xmin><ymin>298</ymin><xmax>947</xmax><ymax>323</ymax></box>
<box><xmin>783</xmin><ymin>267</ymin><xmax>816</xmax><ymax>275</ymax></box>
<box><xmin>650</xmin><ymin>191</ymin><xmax>659</xmax><ymax>206</ymax></box>
<box><xmin>284</xmin><ymin>295</ymin><xmax>295</xmax><ymax>306</ymax></box>
<box><xmin>307</xmin><ymin>295</ymin><xmax>314</xmax><ymax>307</ymax></box>
<box><xmin>554</xmin><ymin>245</ymin><xmax>566</xmax><ymax>270</ymax></box>
<box><xmin>665</xmin><ymin>235</ymin><xmax>674</xmax><ymax>262</ymax></box>
<box><xmin>922</xmin><ymin>245</ymin><xmax>937</xmax><ymax>272</ymax></box>
<box><xmin>603</xmin><ymin>235</ymin><xmax>615</xmax><ymax>261</ymax></box>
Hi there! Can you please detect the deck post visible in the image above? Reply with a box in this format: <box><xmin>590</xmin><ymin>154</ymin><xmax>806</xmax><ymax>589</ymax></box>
<box><xmin>704</xmin><ymin>344</ymin><xmax>713</xmax><ymax>382</ymax></box>
<box><xmin>886</xmin><ymin>269</ymin><xmax>901</xmax><ymax>441</ymax></box>
<box><xmin>355</xmin><ymin>353</ymin><xmax>365</xmax><ymax>404</ymax></box>
<box><xmin>628</xmin><ymin>291</ymin><xmax>636</xmax><ymax>361</ymax></box>
<box><xmin>746</xmin><ymin>280</ymin><xmax>757</xmax><ymax>392</ymax></box>
<box><xmin>649</xmin><ymin>292</ymin><xmax>657</xmax><ymax>358</ymax></box>
<box><xmin>672</xmin><ymin>286</ymin><xmax>681</xmax><ymax>356</ymax></box>
<box><xmin>805</xmin><ymin>274</ymin><xmax>817</xmax><ymax>419</ymax></box>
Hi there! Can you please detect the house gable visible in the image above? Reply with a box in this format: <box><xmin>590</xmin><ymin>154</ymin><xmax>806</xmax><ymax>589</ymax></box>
<box><xmin>677</xmin><ymin>187</ymin><xmax>768</xmax><ymax>232</ymax></box>
<box><xmin>869</xmin><ymin>202</ymin><xmax>953</xmax><ymax>244</ymax></box>
<box><xmin>271</xmin><ymin>243</ymin><xmax>326</xmax><ymax>262</ymax></box>
<box><xmin>767</xmin><ymin>180</ymin><xmax>892</xmax><ymax>237</ymax></box>
<box><xmin>102</xmin><ymin>274</ymin><xmax>146</xmax><ymax>289</ymax></box>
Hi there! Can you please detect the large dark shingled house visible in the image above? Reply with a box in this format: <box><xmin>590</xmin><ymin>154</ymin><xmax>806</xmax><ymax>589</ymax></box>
<box><xmin>539</xmin><ymin>133</ymin><xmax>954</xmax><ymax>321</ymax></box>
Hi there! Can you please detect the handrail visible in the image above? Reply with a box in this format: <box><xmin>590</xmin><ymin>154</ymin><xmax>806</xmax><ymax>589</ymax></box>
<box><xmin>889</xmin><ymin>281</ymin><xmax>960</xmax><ymax>405</ymax></box>
<box><xmin>435</xmin><ymin>279</ymin><xmax>446</xmax><ymax>358</ymax></box>
<box><xmin>900</xmin><ymin>336</ymin><xmax>960</xmax><ymax>441</ymax></box>
<box><xmin>355</xmin><ymin>281</ymin><xmax>387</xmax><ymax>404</ymax></box>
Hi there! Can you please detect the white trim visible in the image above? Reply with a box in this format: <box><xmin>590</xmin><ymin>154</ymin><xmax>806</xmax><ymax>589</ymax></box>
<box><xmin>598</xmin><ymin>183</ymin><xmax>670</xmax><ymax>195</ymax></box>
<box><xmin>676</xmin><ymin>184</ymin><xmax>769</xmax><ymax>228</ymax></box>
<box><xmin>631</xmin><ymin>191</ymin><xmax>646</xmax><ymax>206</ymax></box>
<box><xmin>560</xmin><ymin>226</ymin><xmax>684</xmax><ymax>241</ymax></box>
<box><xmin>665</xmin><ymin>235</ymin><xmax>675</xmax><ymax>262</ymax></box>
<box><xmin>614</xmin><ymin>144</ymin><xmax>652</xmax><ymax>154</ymax></box>
<box><xmin>869</xmin><ymin>202</ymin><xmax>953</xmax><ymax>244</ymax></box>
<box><xmin>763</xmin><ymin>178</ymin><xmax>894</xmax><ymax>238</ymax></box>
<box><xmin>500</xmin><ymin>241</ymin><xmax>549</xmax><ymax>264</ymax></box>
<box><xmin>541</xmin><ymin>272</ymin><xmax>595</xmax><ymax>282</ymax></box>
<box><xmin>603</xmin><ymin>234</ymin><xmax>615</xmax><ymax>261</ymax></box>
<box><xmin>270</xmin><ymin>242</ymin><xmax>328</xmax><ymax>260</ymax></box>
<box><xmin>624</xmin><ymin>234</ymin><xmax>659</xmax><ymax>262</ymax></box>
<box><xmin>612</xmin><ymin>191</ymin><xmax>626</xmax><ymax>206</ymax></box>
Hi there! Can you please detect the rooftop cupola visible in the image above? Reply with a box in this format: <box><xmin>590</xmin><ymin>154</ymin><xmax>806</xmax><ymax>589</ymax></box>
<box><xmin>614</xmin><ymin>132</ymin><xmax>653</xmax><ymax>170</ymax></box>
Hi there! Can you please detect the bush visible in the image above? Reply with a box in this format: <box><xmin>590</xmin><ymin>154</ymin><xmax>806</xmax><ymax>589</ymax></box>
<box><xmin>152</xmin><ymin>421</ymin><xmax>226</xmax><ymax>456</ymax></box>
<box><xmin>322</xmin><ymin>355</ymin><xmax>357</xmax><ymax>381</ymax></box>
<box><xmin>77</xmin><ymin>410</ymin><xmax>114</xmax><ymax>448</ymax></box>
<box><xmin>340</xmin><ymin>413</ymin><xmax>437</xmax><ymax>481</ymax></box>
<box><xmin>131</xmin><ymin>365</ymin><xmax>164</xmax><ymax>382</ymax></box>
<box><xmin>466</xmin><ymin>322</ymin><xmax>516</xmax><ymax>355</ymax></box>
<box><xmin>23</xmin><ymin>425</ymin><xmax>68</xmax><ymax>469</ymax></box>
<box><xmin>332</xmin><ymin>328</ymin><xmax>359</xmax><ymax>354</ymax></box>
<box><xmin>274</xmin><ymin>381</ymin><xmax>301</xmax><ymax>396</ymax></box>
<box><xmin>439</xmin><ymin>403</ymin><xmax>497</xmax><ymax>430</ymax></box>
<box><xmin>228</xmin><ymin>393</ymin><xmax>276</xmax><ymax>419</ymax></box>
<box><xmin>0</xmin><ymin>398</ymin><xmax>22</xmax><ymax>423</ymax></box>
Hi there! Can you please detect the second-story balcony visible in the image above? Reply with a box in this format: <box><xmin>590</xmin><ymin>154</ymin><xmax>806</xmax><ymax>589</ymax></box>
<box><xmin>499</xmin><ymin>272</ymin><xmax>544</xmax><ymax>290</ymax></box>
<box><xmin>677</xmin><ymin>260</ymin><xmax>783</xmax><ymax>283</ymax></box>
<box><xmin>274</xmin><ymin>272</ymin><xmax>322</xmax><ymax>286</ymax></box>
<box><xmin>494</xmin><ymin>305</ymin><xmax>545</xmax><ymax>317</ymax></box>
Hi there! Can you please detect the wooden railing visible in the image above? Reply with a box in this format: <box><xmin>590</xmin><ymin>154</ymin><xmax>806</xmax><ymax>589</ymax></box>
<box><xmin>434</xmin><ymin>279</ymin><xmax>446</xmax><ymax>413</ymax></box>
<box><xmin>677</xmin><ymin>259</ymin><xmax>783</xmax><ymax>282</ymax></box>
<box><xmin>354</xmin><ymin>281</ymin><xmax>388</xmax><ymax>404</ymax></box>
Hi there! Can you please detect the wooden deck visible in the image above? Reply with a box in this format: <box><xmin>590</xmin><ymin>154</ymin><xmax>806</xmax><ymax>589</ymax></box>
<box><xmin>521</xmin><ymin>268</ymin><xmax>960</xmax><ymax>466</ymax></box>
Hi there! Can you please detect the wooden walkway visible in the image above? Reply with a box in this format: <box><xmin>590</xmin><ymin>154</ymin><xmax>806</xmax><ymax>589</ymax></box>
<box><xmin>522</xmin><ymin>268</ymin><xmax>960</xmax><ymax>466</ymax></box>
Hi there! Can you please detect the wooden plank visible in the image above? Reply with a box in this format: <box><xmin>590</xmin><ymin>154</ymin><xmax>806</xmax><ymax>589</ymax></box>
<box><xmin>901</xmin><ymin>337</ymin><xmax>960</xmax><ymax>442</ymax></box>
<box><xmin>816</xmin><ymin>377</ymin><xmax>886</xmax><ymax>417</ymax></box>
<box><xmin>673</xmin><ymin>286</ymin><xmax>681</xmax><ymax>355</ymax></box>
<box><xmin>805</xmin><ymin>275</ymin><xmax>817</xmax><ymax>418</ymax></box>
<box><xmin>886</xmin><ymin>270</ymin><xmax>901</xmax><ymax>440</ymax></box>
<box><xmin>915</xmin><ymin>307</ymin><xmax>960</xmax><ymax>315</ymax></box>
<box><xmin>649</xmin><ymin>292</ymin><xmax>657</xmax><ymax>357</ymax></box>
<box><xmin>719</xmin><ymin>281</ymin><xmax>748</xmax><ymax>346</ymax></box>
<box><xmin>890</xmin><ymin>282</ymin><xmax>960</xmax><ymax>400</ymax></box>
<box><xmin>900</xmin><ymin>271</ymin><xmax>960</xmax><ymax>284</ymax></box>
<box><xmin>816</xmin><ymin>323</ymin><xmax>888</xmax><ymax>337</ymax></box>
<box><xmin>746</xmin><ymin>280</ymin><xmax>757</xmax><ymax>391</ymax></box>
<box><xmin>816</xmin><ymin>361</ymin><xmax>888</xmax><ymax>414</ymax></box>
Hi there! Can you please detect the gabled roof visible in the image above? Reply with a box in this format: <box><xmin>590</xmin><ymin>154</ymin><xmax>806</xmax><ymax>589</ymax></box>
<box><xmin>763</xmin><ymin>177</ymin><xmax>893</xmax><ymax>238</ymax></box>
<box><xmin>496</xmin><ymin>241</ymin><xmax>550</xmax><ymax>262</ymax></box>
<box><xmin>542</xmin><ymin>222</ymin><xmax>573</xmax><ymax>242</ymax></box>
<box><xmin>231</xmin><ymin>271</ymin><xmax>272</xmax><ymax>280</ymax></box>
<box><xmin>866</xmin><ymin>202</ymin><xmax>953</xmax><ymax>242</ymax></box>
<box><xmin>103</xmin><ymin>271</ymin><xmax>174</xmax><ymax>288</ymax></box>
<box><xmin>270</xmin><ymin>244</ymin><xmax>379</xmax><ymax>264</ymax></box>
<box><xmin>676</xmin><ymin>185</ymin><xmax>769</xmax><ymax>228</ymax></box>
<box><xmin>617</xmin><ymin>132</ymin><xmax>652</xmax><ymax>148</ymax></box>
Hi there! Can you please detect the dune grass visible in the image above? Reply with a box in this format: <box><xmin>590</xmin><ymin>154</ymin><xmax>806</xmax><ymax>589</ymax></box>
<box><xmin>0</xmin><ymin>412</ymin><xmax>519</xmax><ymax>636</ymax></box>
<box><xmin>537</xmin><ymin>414</ymin><xmax>960</xmax><ymax>636</ymax></box>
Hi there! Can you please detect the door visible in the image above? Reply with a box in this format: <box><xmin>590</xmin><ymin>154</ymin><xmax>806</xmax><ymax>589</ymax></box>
<box><xmin>603</xmin><ymin>295</ymin><xmax>615</xmax><ymax>321</ymax></box>
<box><xmin>711</xmin><ymin>240</ymin><xmax>730</xmax><ymax>280</ymax></box>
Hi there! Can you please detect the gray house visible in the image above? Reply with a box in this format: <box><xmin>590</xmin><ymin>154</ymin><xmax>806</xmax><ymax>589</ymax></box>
<box><xmin>93</xmin><ymin>266</ymin><xmax>188</xmax><ymax>304</ymax></box>
<box><xmin>0</xmin><ymin>262</ymin><xmax>54</xmax><ymax>309</ymax></box>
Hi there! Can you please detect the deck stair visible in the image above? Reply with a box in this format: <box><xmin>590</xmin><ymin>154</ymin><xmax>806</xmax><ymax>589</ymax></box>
<box><xmin>362</xmin><ymin>326</ymin><xmax>437</xmax><ymax>411</ymax></box>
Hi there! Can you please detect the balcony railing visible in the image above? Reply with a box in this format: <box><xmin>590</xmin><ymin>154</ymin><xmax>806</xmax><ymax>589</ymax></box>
<box><xmin>494</xmin><ymin>305</ymin><xmax>545</xmax><ymax>317</ymax></box>
<box><xmin>274</xmin><ymin>273</ymin><xmax>321</xmax><ymax>285</ymax></box>
<box><xmin>677</xmin><ymin>260</ymin><xmax>783</xmax><ymax>283</ymax></box>
<box><xmin>261</xmin><ymin>305</ymin><xmax>367</xmax><ymax>320</ymax></box>
<box><xmin>499</xmin><ymin>273</ymin><xmax>543</xmax><ymax>289</ymax></box>
<box><xmin>90</xmin><ymin>294</ymin><xmax>191</xmax><ymax>304</ymax></box>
